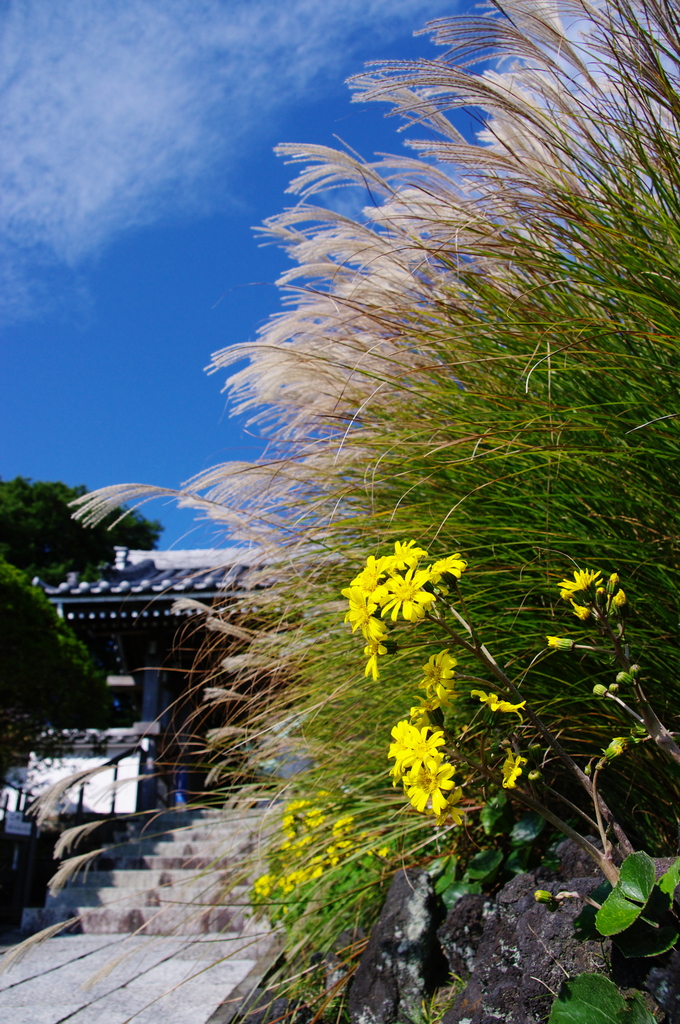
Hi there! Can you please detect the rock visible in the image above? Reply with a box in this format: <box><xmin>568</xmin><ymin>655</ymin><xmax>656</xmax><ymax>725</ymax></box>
<box><xmin>437</xmin><ymin>894</ymin><xmax>492</xmax><ymax>977</ymax></box>
<box><xmin>233</xmin><ymin>988</ymin><xmax>312</xmax><ymax>1024</ymax></box>
<box><xmin>645</xmin><ymin>948</ymin><xmax>680</xmax><ymax>1024</ymax></box>
<box><xmin>442</xmin><ymin>874</ymin><xmax>610</xmax><ymax>1024</ymax></box>
<box><xmin>348</xmin><ymin>868</ymin><xmax>448</xmax><ymax>1024</ymax></box>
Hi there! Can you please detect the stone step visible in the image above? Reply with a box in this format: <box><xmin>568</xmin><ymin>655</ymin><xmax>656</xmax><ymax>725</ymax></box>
<box><xmin>99</xmin><ymin>835</ymin><xmax>256</xmax><ymax>858</ymax></box>
<box><xmin>22</xmin><ymin>900</ymin><xmax>250</xmax><ymax>935</ymax></box>
<box><xmin>48</xmin><ymin>882</ymin><xmax>248</xmax><ymax>909</ymax></box>
<box><xmin>69</xmin><ymin>868</ymin><xmax>221</xmax><ymax>889</ymax></box>
<box><xmin>96</xmin><ymin>852</ymin><xmax>233</xmax><ymax>871</ymax></box>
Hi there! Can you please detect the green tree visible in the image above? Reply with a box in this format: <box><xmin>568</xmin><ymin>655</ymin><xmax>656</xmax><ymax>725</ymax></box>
<box><xmin>0</xmin><ymin>558</ymin><xmax>110</xmax><ymax>776</ymax></box>
<box><xmin>0</xmin><ymin>477</ymin><xmax>162</xmax><ymax>585</ymax></box>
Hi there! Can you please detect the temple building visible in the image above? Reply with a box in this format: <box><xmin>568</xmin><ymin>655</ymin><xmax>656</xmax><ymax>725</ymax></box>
<box><xmin>33</xmin><ymin>545</ymin><xmax>262</xmax><ymax>813</ymax></box>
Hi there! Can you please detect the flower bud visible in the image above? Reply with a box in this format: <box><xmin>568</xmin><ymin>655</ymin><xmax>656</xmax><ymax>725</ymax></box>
<box><xmin>615</xmin><ymin>671</ymin><xmax>632</xmax><ymax>686</ymax></box>
<box><xmin>607</xmin><ymin>573</ymin><xmax>620</xmax><ymax>594</ymax></box>
<box><xmin>596</xmin><ymin>587</ymin><xmax>607</xmax><ymax>605</ymax></box>
<box><xmin>629</xmin><ymin>664</ymin><xmax>640</xmax><ymax>678</ymax></box>
<box><xmin>534</xmin><ymin>890</ymin><xmax>559</xmax><ymax>911</ymax></box>
<box><xmin>584</xmin><ymin>762</ymin><xmax>592</xmax><ymax>776</ymax></box>
<box><xmin>528</xmin><ymin>769</ymin><xmax>542</xmax><ymax>782</ymax></box>
<box><xmin>592</xmin><ymin>684</ymin><xmax>608</xmax><ymax>697</ymax></box>
<box><xmin>603</xmin><ymin>736</ymin><xmax>628</xmax><ymax>760</ymax></box>
<box><xmin>608</xmin><ymin>682</ymin><xmax>619</xmax><ymax>694</ymax></box>
<box><xmin>546</xmin><ymin>636</ymin><xmax>573</xmax><ymax>650</ymax></box>
<box><xmin>528</xmin><ymin>744</ymin><xmax>543</xmax><ymax>760</ymax></box>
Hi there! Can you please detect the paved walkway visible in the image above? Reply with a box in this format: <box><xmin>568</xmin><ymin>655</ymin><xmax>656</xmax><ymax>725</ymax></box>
<box><xmin>0</xmin><ymin>931</ymin><xmax>274</xmax><ymax>1024</ymax></box>
<box><xmin>0</xmin><ymin>808</ymin><xmax>276</xmax><ymax>1024</ymax></box>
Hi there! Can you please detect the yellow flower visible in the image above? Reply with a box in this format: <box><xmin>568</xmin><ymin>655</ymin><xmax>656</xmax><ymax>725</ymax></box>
<box><xmin>502</xmin><ymin>751</ymin><xmax>527</xmax><ymax>789</ymax></box>
<box><xmin>428</xmin><ymin>554</ymin><xmax>467</xmax><ymax>582</ymax></box>
<box><xmin>421</xmin><ymin>649</ymin><xmax>457</xmax><ymax>690</ymax></box>
<box><xmin>570</xmin><ymin>601</ymin><xmax>591</xmax><ymax>622</ymax></box>
<box><xmin>388</xmin><ymin>720</ymin><xmax>446</xmax><ymax>776</ymax></box>
<box><xmin>612</xmin><ymin>589</ymin><xmax>627</xmax><ymax>609</ymax></box>
<box><xmin>558</xmin><ymin>568</ymin><xmax>602</xmax><ymax>600</ymax></box>
<box><xmin>471</xmin><ymin>690</ymin><xmax>526</xmax><ymax>717</ymax></box>
<box><xmin>304</xmin><ymin>810</ymin><xmax>325</xmax><ymax>830</ymax></box>
<box><xmin>254</xmin><ymin>873</ymin><xmax>274</xmax><ymax>899</ymax></box>
<box><xmin>364</xmin><ymin>635</ymin><xmax>388</xmax><ymax>680</ymax></box>
<box><xmin>403</xmin><ymin>760</ymin><xmax>456</xmax><ymax>816</ymax></box>
<box><xmin>332</xmin><ymin>815</ymin><xmax>354</xmax><ymax>837</ymax></box>
<box><xmin>432</xmin><ymin>787</ymin><xmax>465</xmax><ymax>826</ymax></box>
<box><xmin>350</xmin><ymin>555</ymin><xmax>394</xmax><ymax>599</ymax></box>
<box><xmin>381</xmin><ymin>567</ymin><xmax>436</xmax><ymax>622</ymax></box>
<box><xmin>343</xmin><ymin>587</ymin><xmax>387</xmax><ymax>643</ymax></box>
<box><xmin>393</xmin><ymin>539</ymin><xmax>429</xmax><ymax>570</ymax></box>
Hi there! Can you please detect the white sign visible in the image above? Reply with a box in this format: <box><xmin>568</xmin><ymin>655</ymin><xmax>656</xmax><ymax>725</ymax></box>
<box><xmin>4</xmin><ymin>811</ymin><xmax>32</xmax><ymax>836</ymax></box>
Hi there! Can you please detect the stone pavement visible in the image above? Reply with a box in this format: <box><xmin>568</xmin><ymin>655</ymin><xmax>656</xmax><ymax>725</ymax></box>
<box><xmin>0</xmin><ymin>931</ymin><xmax>274</xmax><ymax>1024</ymax></box>
<box><xmin>0</xmin><ymin>807</ymin><xmax>277</xmax><ymax>1024</ymax></box>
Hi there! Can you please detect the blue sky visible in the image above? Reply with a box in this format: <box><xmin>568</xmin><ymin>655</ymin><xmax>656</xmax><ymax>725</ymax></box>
<box><xmin>0</xmin><ymin>0</ymin><xmax>468</xmax><ymax>549</ymax></box>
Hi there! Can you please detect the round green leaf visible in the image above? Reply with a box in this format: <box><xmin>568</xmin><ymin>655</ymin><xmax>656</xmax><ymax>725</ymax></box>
<box><xmin>480</xmin><ymin>792</ymin><xmax>513</xmax><ymax>836</ymax></box>
<box><xmin>549</xmin><ymin>973</ymin><xmax>626</xmax><ymax>1023</ymax></box>
<box><xmin>618</xmin><ymin>852</ymin><xmax>655</xmax><ymax>905</ymax></box>
<box><xmin>596</xmin><ymin>889</ymin><xmax>643</xmax><ymax>936</ymax></box>
<box><xmin>439</xmin><ymin>880</ymin><xmax>482</xmax><ymax>910</ymax></box>
<box><xmin>464</xmin><ymin>848</ymin><xmax>504</xmax><ymax>881</ymax></box>
<box><xmin>614</xmin><ymin>919</ymin><xmax>679</xmax><ymax>959</ymax></box>
<box><xmin>510</xmin><ymin>811</ymin><xmax>546</xmax><ymax>847</ymax></box>
<box><xmin>658</xmin><ymin>856</ymin><xmax>680</xmax><ymax>900</ymax></box>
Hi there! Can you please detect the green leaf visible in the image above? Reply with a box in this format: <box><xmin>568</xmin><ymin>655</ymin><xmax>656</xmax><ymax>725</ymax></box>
<box><xmin>621</xmin><ymin>994</ymin><xmax>658</xmax><ymax>1024</ymax></box>
<box><xmin>480</xmin><ymin>791</ymin><xmax>513</xmax><ymax>836</ymax></box>
<box><xmin>614</xmin><ymin>918</ymin><xmax>678</xmax><ymax>959</ymax></box>
<box><xmin>510</xmin><ymin>812</ymin><xmax>545</xmax><ymax>847</ymax></box>
<box><xmin>464</xmin><ymin>848</ymin><xmax>504</xmax><ymax>882</ymax></box>
<box><xmin>644</xmin><ymin>883</ymin><xmax>671</xmax><ymax>919</ymax></box>
<box><xmin>618</xmin><ymin>852</ymin><xmax>655</xmax><ymax>905</ymax></box>
<box><xmin>548</xmin><ymin>973</ymin><xmax>627</xmax><ymax>1023</ymax></box>
<box><xmin>658</xmin><ymin>856</ymin><xmax>680</xmax><ymax>900</ymax></box>
<box><xmin>573</xmin><ymin>882</ymin><xmax>612</xmax><ymax>942</ymax></box>
<box><xmin>549</xmin><ymin>974</ymin><xmax>656</xmax><ymax>1023</ymax></box>
<box><xmin>439</xmin><ymin>880</ymin><xmax>482</xmax><ymax>910</ymax></box>
<box><xmin>505</xmin><ymin>846</ymin><xmax>531</xmax><ymax>876</ymax></box>
<box><xmin>596</xmin><ymin>888</ymin><xmax>644</xmax><ymax>936</ymax></box>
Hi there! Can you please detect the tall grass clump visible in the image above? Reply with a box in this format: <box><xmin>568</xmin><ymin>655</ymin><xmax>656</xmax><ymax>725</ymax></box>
<box><xmin>76</xmin><ymin>0</ymin><xmax>680</xmax><ymax>966</ymax></box>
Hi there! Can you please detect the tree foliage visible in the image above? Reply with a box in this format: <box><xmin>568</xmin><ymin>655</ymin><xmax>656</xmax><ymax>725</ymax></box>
<box><xmin>0</xmin><ymin>477</ymin><xmax>162</xmax><ymax>585</ymax></box>
<box><xmin>0</xmin><ymin>558</ymin><xmax>110</xmax><ymax>775</ymax></box>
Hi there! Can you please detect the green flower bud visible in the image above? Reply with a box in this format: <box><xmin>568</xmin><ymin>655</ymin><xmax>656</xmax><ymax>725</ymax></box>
<box><xmin>584</xmin><ymin>762</ymin><xmax>592</xmax><ymax>776</ymax></box>
<box><xmin>592</xmin><ymin>684</ymin><xmax>608</xmax><ymax>697</ymax></box>
<box><xmin>629</xmin><ymin>664</ymin><xmax>641</xmax><ymax>678</ymax></box>
<box><xmin>528</xmin><ymin>769</ymin><xmax>542</xmax><ymax>782</ymax></box>
<box><xmin>603</xmin><ymin>737</ymin><xmax>628</xmax><ymax>760</ymax></box>
<box><xmin>528</xmin><ymin>744</ymin><xmax>544</xmax><ymax>760</ymax></box>
<box><xmin>607</xmin><ymin>573</ymin><xmax>620</xmax><ymax>595</ymax></box>
<box><xmin>534</xmin><ymin>890</ymin><xmax>559</xmax><ymax>911</ymax></box>
<box><xmin>608</xmin><ymin>682</ymin><xmax>619</xmax><ymax>695</ymax></box>
<box><xmin>615</xmin><ymin>671</ymin><xmax>632</xmax><ymax>686</ymax></box>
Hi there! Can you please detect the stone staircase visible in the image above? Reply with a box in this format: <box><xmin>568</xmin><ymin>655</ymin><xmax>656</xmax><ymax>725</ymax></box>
<box><xmin>2</xmin><ymin>807</ymin><xmax>277</xmax><ymax>1024</ymax></box>
<box><xmin>22</xmin><ymin>806</ymin><xmax>267</xmax><ymax>937</ymax></box>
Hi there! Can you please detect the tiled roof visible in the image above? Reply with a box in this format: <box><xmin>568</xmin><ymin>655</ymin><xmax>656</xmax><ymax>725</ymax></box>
<box><xmin>36</xmin><ymin>547</ymin><xmax>262</xmax><ymax>605</ymax></box>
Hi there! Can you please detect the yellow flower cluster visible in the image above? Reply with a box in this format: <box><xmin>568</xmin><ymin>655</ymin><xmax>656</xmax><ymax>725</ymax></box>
<box><xmin>547</xmin><ymin>569</ymin><xmax>629</xmax><ymax>643</ymax></box>
<box><xmin>388</xmin><ymin>719</ymin><xmax>463</xmax><ymax>825</ymax></box>
<box><xmin>252</xmin><ymin>800</ymin><xmax>359</xmax><ymax>906</ymax></box>
<box><xmin>342</xmin><ymin>541</ymin><xmax>467</xmax><ymax>680</ymax></box>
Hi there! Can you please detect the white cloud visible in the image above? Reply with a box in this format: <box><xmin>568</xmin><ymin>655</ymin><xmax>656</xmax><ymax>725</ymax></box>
<box><xmin>0</xmin><ymin>0</ymin><xmax>455</xmax><ymax>318</ymax></box>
